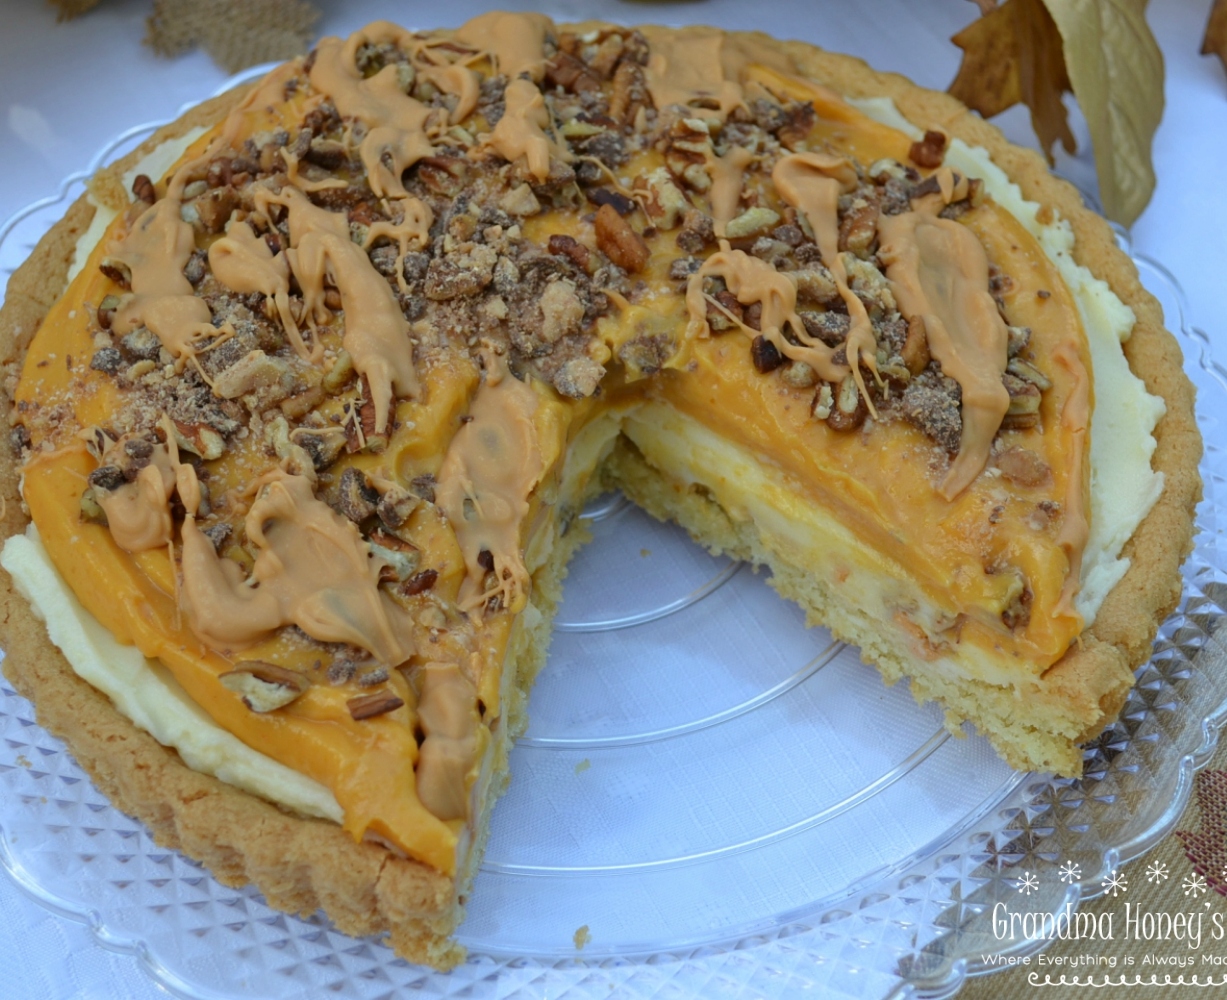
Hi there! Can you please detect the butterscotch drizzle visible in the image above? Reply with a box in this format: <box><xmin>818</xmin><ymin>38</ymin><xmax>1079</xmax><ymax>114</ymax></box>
<box><xmin>708</xmin><ymin>147</ymin><xmax>754</xmax><ymax>236</ymax></box>
<box><xmin>878</xmin><ymin>202</ymin><xmax>1011</xmax><ymax>499</ymax></box>
<box><xmin>436</xmin><ymin>354</ymin><xmax>542</xmax><ymax>617</ymax></box>
<box><xmin>108</xmin><ymin>196</ymin><xmax>223</xmax><ymax>366</ymax></box>
<box><xmin>686</xmin><ymin>241</ymin><xmax>847</xmax><ymax>382</ymax></box>
<box><xmin>308</xmin><ymin>22</ymin><xmax>440</xmax><ymax>200</ymax></box>
<box><xmin>640</xmin><ymin>26</ymin><xmax>743</xmax><ymax>121</ymax></box>
<box><xmin>453</xmin><ymin>11</ymin><xmax>553</xmax><ymax>82</ymax></box>
<box><xmin>208</xmin><ymin>220</ymin><xmax>313</xmax><ymax>360</ymax></box>
<box><xmin>95</xmin><ymin>442</ymin><xmax>176</xmax><ymax>553</ymax></box>
<box><xmin>484</xmin><ymin>78</ymin><xmax>568</xmax><ymax>181</ymax></box>
<box><xmin>180</xmin><ymin>471</ymin><xmax>415</xmax><ymax>663</ymax></box>
<box><xmin>772</xmin><ymin>153</ymin><xmax>880</xmax><ymax>409</ymax></box>
<box><xmin>260</xmin><ymin>187</ymin><xmax>418</xmax><ymax>433</ymax></box>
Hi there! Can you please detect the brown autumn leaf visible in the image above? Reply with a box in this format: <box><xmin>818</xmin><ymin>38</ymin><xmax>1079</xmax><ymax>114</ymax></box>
<box><xmin>1042</xmin><ymin>0</ymin><xmax>1164</xmax><ymax>228</ymax></box>
<box><xmin>1205</xmin><ymin>0</ymin><xmax>1227</xmax><ymax>78</ymax></box>
<box><xmin>949</xmin><ymin>0</ymin><xmax>1163</xmax><ymax>227</ymax></box>
<box><xmin>949</xmin><ymin>0</ymin><xmax>1076</xmax><ymax>162</ymax></box>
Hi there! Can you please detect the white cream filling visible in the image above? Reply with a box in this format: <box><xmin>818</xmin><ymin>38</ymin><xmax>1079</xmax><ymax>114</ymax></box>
<box><xmin>9</xmin><ymin>98</ymin><xmax>1167</xmax><ymax>823</ymax></box>
<box><xmin>851</xmin><ymin>97</ymin><xmax>1166</xmax><ymax>622</ymax></box>
<box><xmin>1</xmin><ymin>526</ymin><xmax>342</xmax><ymax>822</ymax></box>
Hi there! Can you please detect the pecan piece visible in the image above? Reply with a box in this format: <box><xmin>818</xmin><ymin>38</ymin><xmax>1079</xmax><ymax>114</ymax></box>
<box><xmin>1001</xmin><ymin>374</ymin><xmax>1042</xmax><ymax>430</ymax></box>
<box><xmin>337</xmin><ymin>466</ymin><xmax>379</xmax><ymax>522</ymax></box>
<box><xmin>99</xmin><ymin>257</ymin><xmax>132</xmax><ymax>289</ymax></box>
<box><xmin>220</xmin><ymin>662</ymin><xmax>309</xmax><ymax>713</ymax></box>
<box><xmin>750</xmin><ymin>335</ymin><xmax>785</xmax><ymax>373</ymax></box>
<box><xmin>826</xmin><ymin>375</ymin><xmax>867</xmax><ymax>431</ymax></box>
<box><xmin>908</xmin><ymin>130</ymin><xmax>948</xmax><ymax>169</ymax></box>
<box><xmin>995</xmin><ymin>446</ymin><xmax>1052</xmax><ymax>488</ymax></box>
<box><xmin>594</xmin><ymin>203</ymin><xmax>649</xmax><ymax>273</ymax></box>
<box><xmin>401</xmin><ymin>568</ymin><xmax>439</xmax><ymax>596</ymax></box>
<box><xmin>131</xmin><ymin>173</ymin><xmax>156</xmax><ymax>206</ymax></box>
<box><xmin>545</xmin><ymin>51</ymin><xmax>600</xmax><ymax>93</ymax></box>
<box><xmin>348</xmin><ymin>691</ymin><xmax>405</xmax><ymax>720</ymax></box>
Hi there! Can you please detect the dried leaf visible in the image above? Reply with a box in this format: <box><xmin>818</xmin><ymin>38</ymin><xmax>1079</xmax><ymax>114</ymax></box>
<box><xmin>1205</xmin><ymin>0</ymin><xmax>1227</xmax><ymax>79</ymax></box>
<box><xmin>48</xmin><ymin>0</ymin><xmax>101</xmax><ymax>19</ymax></box>
<box><xmin>147</xmin><ymin>0</ymin><xmax>320</xmax><ymax>74</ymax></box>
<box><xmin>1041</xmin><ymin>0</ymin><xmax>1164</xmax><ymax>227</ymax></box>
<box><xmin>949</xmin><ymin>0</ymin><xmax>1164</xmax><ymax>227</ymax></box>
<box><xmin>949</xmin><ymin>0</ymin><xmax>1076</xmax><ymax>161</ymax></box>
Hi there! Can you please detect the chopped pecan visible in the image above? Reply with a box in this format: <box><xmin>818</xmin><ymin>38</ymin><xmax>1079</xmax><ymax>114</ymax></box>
<box><xmin>220</xmin><ymin>662</ymin><xmax>309</xmax><ymax>713</ymax></box>
<box><xmin>194</xmin><ymin>187</ymin><xmax>238</xmax><ymax>233</ymax></box>
<box><xmin>826</xmin><ymin>375</ymin><xmax>867</xmax><ymax>431</ymax></box>
<box><xmin>545</xmin><ymin>52</ymin><xmax>600</xmax><ymax>93</ymax></box>
<box><xmin>706</xmin><ymin>288</ymin><xmax>743</xmax><ymax>332</ymax></box>
<box><xmin>636</xmin><ymin>167</ymin><xmax>690</xmax><ymax>231</ymax></box>
<box><xmin>780</xmin><ymin>361</ymin><xmax>818</xmax><ymax>389</ymax></box>
<box><xmin>348</xmin><ymin>691</ymin><xmax>405</xmax><ymax>720</ymax></box>
<box><xmin>131</xmin><ymin>174</ymin><xmax>156</xmax><ymax>206</ymax></box>
<box><xmin>337</xmin><ymin>466</ymin><xmax>379</xmax><ymax>522</ymax></box>
<box><xmin>609</xmin><ymin>60</ymin><xmax>646</xmax><ymax>124</ymax></box>
<box><xmin>376</xmin><ymin>484</ymin><xmax>419</xmax><ymax>530</ymax></box>
<box><xmin>676</xmin><ymin>209</ymin><xmax>715</xmax><ymax>253</ymax></box>
<box><xmin>995</xmin><ymin>446</ymin><xmax>1052</xmax><ymax>488</ymax></box>
<box><xmin>87</xmin><ymin>464</ymin><xmax>126</xmax><ymax>492</ymax></box>
<box><xmin>1001</xmin><ymin>374</ymin><xmax>1042</xmax><ymax>429</ymax></box>
<box><xmin>594</xmin><ymin>203</ymin><xmax>649</xmax><ymax>273</ymax></box>
<box><xmin>96</xmin><ymin>294</ymin><xmax>121</xmax><ymax>330</ymax></box>
<box><xmin>725</xmin><ymin>207</ymin><xmax>781</xmax><ymax>240</ymax></box>
<box><xmin>1006</xmin><ymin>358</ymin><xmax>1052</xmax><ymax>391</ymax></box>
<box><xmin>838</xmin><ymin>193</ymin><xmax>879</xmax><ymax>259</ymax></box>
<box><xmin>908</xmin><ymin>130</ymin><xmax>948</xmax><ymax>169</ymax></box>
<box><xmin>401</xmin><ymin>568</ymin><xmax>439</xmax><ymax>595</ymax></box>
<box><xmin>99</xmin><ymin>257</ymin><xmax>132</xmax><ymax>290</ymax></box>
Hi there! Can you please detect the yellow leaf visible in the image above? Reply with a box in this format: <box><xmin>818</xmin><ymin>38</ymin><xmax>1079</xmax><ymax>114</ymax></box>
<box><xmin>1040</xmin><ymin>0</ymin><xmax>1164</xmax><ymax>227</ymax></box>
<box><xmin>948</xmin><ymin>0</ymin><xmax>1076</xmax><ymax>161</ymax></box>
<box><xmin>1205</xmin><ymin>0</ymin><xmax>1227</xmax><ymax>78</ymax></box>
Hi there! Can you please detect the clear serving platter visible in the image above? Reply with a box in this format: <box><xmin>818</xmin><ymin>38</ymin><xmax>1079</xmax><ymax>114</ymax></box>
<box><xmin>1</xmin><ymin>70</ymin><xmax>1225</xmax><ymax>1000</ymax></box>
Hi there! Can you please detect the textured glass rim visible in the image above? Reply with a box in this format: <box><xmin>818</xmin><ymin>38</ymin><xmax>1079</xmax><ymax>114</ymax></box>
<box><xmin>0</xmin><ymin>63</ymin><xmax>1221</xmax><ymax>1000</ymax></box>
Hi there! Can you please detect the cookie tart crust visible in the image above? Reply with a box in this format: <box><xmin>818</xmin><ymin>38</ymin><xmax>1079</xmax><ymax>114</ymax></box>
<box><xmin>0</xmin><ymin>13</ymin><xmax>1201</xmax><ymax>968</ymax></box>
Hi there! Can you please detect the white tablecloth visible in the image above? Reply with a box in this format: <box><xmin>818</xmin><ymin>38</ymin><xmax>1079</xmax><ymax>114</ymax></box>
<box><xmin>0</xmin><ymin>1</ymin><xmax>1224</xmax><ymax>997</ymax></box>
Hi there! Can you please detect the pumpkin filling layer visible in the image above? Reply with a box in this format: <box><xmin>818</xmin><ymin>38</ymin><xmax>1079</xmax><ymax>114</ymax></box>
<box><xmin>6</xmin><ymin>15</ymin><xmax>1164</xmax><ymax>874</ymax></box>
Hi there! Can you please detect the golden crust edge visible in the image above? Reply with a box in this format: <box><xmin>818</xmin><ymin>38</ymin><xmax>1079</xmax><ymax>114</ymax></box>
<box><xmin>0</xmin><ymin>25</ymin><xmax>1202</xmax><ymax>964</ymax></box>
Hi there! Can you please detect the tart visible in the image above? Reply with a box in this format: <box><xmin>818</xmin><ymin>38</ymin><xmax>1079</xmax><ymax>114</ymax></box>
<box><xmin>0</xmin><ymin>13</ymin><xmax>1200</xmax><ymax>969</ymax></box>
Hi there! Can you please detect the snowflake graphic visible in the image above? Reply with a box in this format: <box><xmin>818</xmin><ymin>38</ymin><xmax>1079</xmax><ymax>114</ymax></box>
<box><xmin>1147</xmin><ymin>862</ymin><xmax>1170</xmax><ymax>884</ymax></box>
<box><xmin>1101</xmin><ymin>870</ymin><xmax>1128</xmax><ymax>897</ymax></box>
<box><xmin>1184</xmin><ymin>872</ymin><xmax>1208</xmax><ymax>897</ymax></box>
<box><xmin>1016</xmin><ymin>871</ymin><xmax>1039</xmax><ymax>896</ymax></box>
<box><xmin>1059</xmin><ymin>861</ymin><xmax>1082</xmax><ymax>884</ymax></box>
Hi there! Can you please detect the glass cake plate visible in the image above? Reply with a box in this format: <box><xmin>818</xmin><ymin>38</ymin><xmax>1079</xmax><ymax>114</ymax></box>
<box><xmin>1</xmin><ymin>69</ymin><xmax>1225</xmax><ymax>1000</ymax></box>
